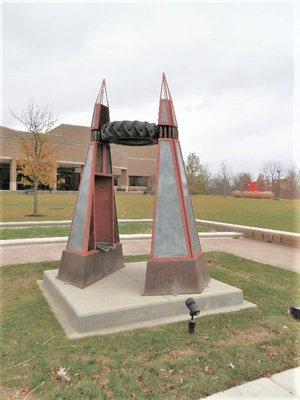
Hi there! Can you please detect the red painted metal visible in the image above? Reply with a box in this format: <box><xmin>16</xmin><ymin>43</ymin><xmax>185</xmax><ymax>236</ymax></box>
<box><xmin>171</xmin><ymin>139</ymin><xmax>193</xmax><ymax>258</ymax></box>
<box><xmin>144</xmin><ymin>74</ymin><xmax>209</xmax><ymax>295</ymax></box>
<box><xmin>82</xmin><ymin>141</ymin><xmax>96</xmax><ymax>253</ymax></box>
<box><xmin>248</xmin><ymin>182</ymin><xmax>258</xmax><ymax>192</ymax></box>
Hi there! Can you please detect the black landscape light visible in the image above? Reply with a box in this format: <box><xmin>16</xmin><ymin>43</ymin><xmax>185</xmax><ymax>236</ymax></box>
<box><xmin>185</xmin><ymin>298</ymin><xmax>200</xmax><ymax>334</ymax></box>
<box><xmin>290</xmin><ymin>306</ymin><xmax>300</xmax><ymax>320</ymax></box>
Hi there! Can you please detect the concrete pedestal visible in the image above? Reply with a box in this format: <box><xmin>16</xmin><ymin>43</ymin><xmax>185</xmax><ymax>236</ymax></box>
<box><xmin>39</xmin><ymin>262</ymin><xmax>255</xmax><ymax>338</ymax></box>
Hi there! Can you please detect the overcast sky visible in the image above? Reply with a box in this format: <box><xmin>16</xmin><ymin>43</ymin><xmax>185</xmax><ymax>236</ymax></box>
<box><xmin>1</xmin><ymin>1</ymin><xmax>298</xmax><ymax>177</ymax></box>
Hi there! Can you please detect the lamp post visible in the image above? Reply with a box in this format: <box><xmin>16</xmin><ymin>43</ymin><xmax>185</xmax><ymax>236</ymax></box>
<box><xmin>277</xmin><ymin>169</ymin><xmax>281</xmax><ymax>199</ymax></box>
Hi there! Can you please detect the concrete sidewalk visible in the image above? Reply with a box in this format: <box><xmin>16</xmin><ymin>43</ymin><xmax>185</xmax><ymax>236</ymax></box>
<box><xmin>201</xmin><ymin>367</ymin><xmax>300</xmax><ymax>399</ymax></box>
<box><xmin>0</xmin><ymin>237</ymin><xmax>299</xmax><ymax>272</ymax></box>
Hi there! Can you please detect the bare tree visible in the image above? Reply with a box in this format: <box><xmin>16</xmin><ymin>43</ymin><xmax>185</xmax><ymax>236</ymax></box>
<box><xmin>11</xmin><ymin>101</ymin><xmax>58</xmax><ymax>216</ymax></box>
<box><xmin>256</xmin><ymin>173</ymin><xmax>267</xmax><ymax>191</ymax></box>
<box><xmin>211</xmin><ymin>162</ymin><xmax>233</xmax><ymax>197</ymax></box>
<box><xmin>233</xmin><ymin>172</ymin><xmax>252</xmax><ymax>191</ymax></box>
<box><xmin>262</xmin><ymin>160</ymin><xmax>283</xmax><ymax>192</ymax></box>
<box><xmin>284</xmin><ymin>165</ymin><xmax>300</xmax><ymax>198</ymax></box>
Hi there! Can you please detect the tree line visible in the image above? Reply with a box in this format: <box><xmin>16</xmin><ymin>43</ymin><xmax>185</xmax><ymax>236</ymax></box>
<box><xmin>185</xmin><ymin>153</ymin><xmax>300</xmax><ymax>199</ymax></box>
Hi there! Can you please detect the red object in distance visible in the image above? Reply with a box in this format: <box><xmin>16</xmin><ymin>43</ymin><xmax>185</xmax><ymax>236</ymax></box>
<box><xmin>248</xmin><ymin>182</ymin><xmax>258</xmax><ymax>192</ymax></box>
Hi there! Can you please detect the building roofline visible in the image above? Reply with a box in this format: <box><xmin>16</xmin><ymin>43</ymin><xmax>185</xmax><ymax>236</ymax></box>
<box><xmin>0</xmin><ymin>123</ymin><xmax>90</xmax><ymax>135</ymax></box>
<box><xmin>49</xmin><ymin>123</ymin><xmax>90</xmax><ymax>131</ymax></box>
<box><xmin>0</xmin><ymin>125</ymin><xmax>28</xmax><ymax>134</ymax></box>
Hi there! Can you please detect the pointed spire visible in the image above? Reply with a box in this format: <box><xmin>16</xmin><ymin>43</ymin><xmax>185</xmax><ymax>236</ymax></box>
<box><xmin>160</xmin><ymin>73</ymin><xmax>172</xmax><ymax>100</ymax></box>
<box><xmin>95</xmin><ymin>79</ymin><xmax>109</xmax><ymax>106</ymax></box>
<box><xmin>158</xmin><ymin>73</ymin><xmax>177</xmax><ymax>127</ymax></box>
<box><xmin>91</xmin><ymin>79</ymin><xmax>110</xmax><ymax>131</ymax></box>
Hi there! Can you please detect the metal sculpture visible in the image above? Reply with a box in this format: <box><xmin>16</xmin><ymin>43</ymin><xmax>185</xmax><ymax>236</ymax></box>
<box><xmin>58</xmin><ymin>80</ymin><xmax>124</xmax><ymax>288</ymax></box>
<box><xmin>143</xmin><ymin>74</ymin><xmax>210</xmax><ymax>295</ymax></box>
<box><xmin>58</xmin><ymin>74</ymin><xmax>210</xmax><ymax>294</ymax></box>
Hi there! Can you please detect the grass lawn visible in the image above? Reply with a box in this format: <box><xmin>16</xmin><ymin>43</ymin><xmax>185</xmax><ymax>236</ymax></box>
<box><xmin>0</xmin><ymin>224</ymin><xmax>151</xmax><ymax>240</ymax></box>
<box><xmin>0</xmin><ymin>194</ymin><xmax>299</xmax><ymax>232</ymax></box>
<box><xmin>0</xmin><ymin>224</ymin><xmax>209</xmax><ymax>240</ymax></box>
<box><xmin>1</xmin><ymin>253</ymin><xmax>299</xmax><ymax>400</ymax></box>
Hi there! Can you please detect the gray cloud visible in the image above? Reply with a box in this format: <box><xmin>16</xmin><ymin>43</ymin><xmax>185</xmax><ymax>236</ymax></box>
<box><xmin>2</xmin><ymin>2</ymin><xmax>294</xmax><ymax>176</ymax></box>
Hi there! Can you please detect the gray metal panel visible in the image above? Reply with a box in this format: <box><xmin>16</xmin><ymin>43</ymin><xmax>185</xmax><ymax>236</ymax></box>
<box><xmin>176</xmin><ymin>142</ymin><xmax>201</xmax><ymax>253</ymax></box>
<box><xmin>68</xmin><ymin>144</ymin><xmax>94</xmax><ymax>251</ymax></box>
<box><xmin>153</xmin><ymin>141</ymin><xmax>188</xmax><ymax>258</ymax></box>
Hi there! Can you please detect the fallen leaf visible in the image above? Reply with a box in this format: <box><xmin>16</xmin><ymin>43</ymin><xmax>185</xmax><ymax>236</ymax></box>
<box><xmin>204</xmin><ymin>366</ymin><xmax>212</xmax><ymax>374</ymax></box>
<box><xmin>52</xmin><ymin>367</ymin><xmax>70</xmax><ymax>383</ymax></box>
<box><xmin>100</xmin><ymin>378</ymin><xmax>109</xmax><ymax>388</ymax></box>
<box><xmin>74</xmin><ymin>372</ymin><xmax>82</xmax><ymax>380</ymax></box>
<box><xmin>105</xmin><ymin>390</ymin><xmax>114</xmax><ymax>399</ymax></box>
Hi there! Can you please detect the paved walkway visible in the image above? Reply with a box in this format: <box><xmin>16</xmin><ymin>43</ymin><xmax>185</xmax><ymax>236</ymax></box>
<box><xmin>0</xmin><ymin>237</ymin><xmax>299</xmax><ymax>272</ymax></box>
<box><xmin>201</xmin><ymin>367</ymin><xmax>300</xmax><ymax>399</ymax></box>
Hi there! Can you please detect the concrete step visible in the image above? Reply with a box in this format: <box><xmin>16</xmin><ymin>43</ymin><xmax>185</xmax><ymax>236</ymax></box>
<box><xmin>39</xmin><ymin>262</ymin><xmax>255</xmax><ymax>338</ymax></box>
<box><xmin>1</xmin><ymin>218</ymin><xmax>298</xmax><ymax>246</ymax></box>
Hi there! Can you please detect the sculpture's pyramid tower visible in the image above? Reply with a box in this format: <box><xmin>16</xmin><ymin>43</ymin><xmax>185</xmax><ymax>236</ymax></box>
<box><xmin>58</xmin><ymin>80</ymin><xmax>124</xmax><ymax>288</ymax></box>
<box><xmin>143</xmin><ymin>74</ymin><xmax>210</xmax><ymax>295</ymax></box>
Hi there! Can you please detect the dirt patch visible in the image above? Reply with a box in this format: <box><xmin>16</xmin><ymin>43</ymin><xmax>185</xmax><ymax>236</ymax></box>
<box><xmin>0</xmin><ymin>279</ymin><xmax>38</xmax><ymax>309</ymax></box>
<box><xmin>77</xmin><ymin>354</ymin><xmax>91</xmax><ymax>364</ymax></box>
<box><xmin>217</xmin><ymin>328</ymin><xmax>275</xmax><ymax>347</ymax></box>
<box><xmin>0</xmin><ymin>384</ymin><xmax>36</xmax><ymax>400</ymax></box>
<box><xmin>263</xmin><ymin>346</ymin><xmax>278</xmax><ymax>357</ymax></box>
<box><xmin>168</xmin><ymin>349</ymin><xmax>195</xmax><ymax>359</ymax></box>
<box><xmin>1</xmin><ymin>274</ymin><xmax>38</xmax><ymax>292</ymax></box>
<box><xmin>216</xmin><ymin>265</ymin><xmax>251</xmax><ymax>280</ymax></box>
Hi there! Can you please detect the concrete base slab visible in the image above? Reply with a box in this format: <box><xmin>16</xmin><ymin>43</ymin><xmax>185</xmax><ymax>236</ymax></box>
<box><xmin>39</xmin><ymin>261</ymin><xmax>255</xmax><ymax>338</ymax></box>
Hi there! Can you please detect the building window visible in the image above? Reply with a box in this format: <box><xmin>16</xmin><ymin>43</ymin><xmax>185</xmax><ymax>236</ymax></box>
<box><xmin>57</xmin><ymin>167</ymin><xmax>80</xmax><ymax>191</ymax></box>
<box><xmin>113</xmin><ymin>176</ymin><xmax>119</xmax><ymax>186</ymax></box>
<box><xmin>129</xmin><ymin>176</ymin><xmax>148</xmax><ymax>187</ymax></box>
<box><xmin>16</xmin><ymin>165</ymin><xmax>50</xmax><ymax>190</ymax></box>
<box><xmin>16</xmin><ymin>165</ymin><xmax>32</xmax><ymax>190</ymax></box>
<box><xmin>0</xmin><ymin>163</ymin><xmax>10</xmax><ymax>190</ymax></box>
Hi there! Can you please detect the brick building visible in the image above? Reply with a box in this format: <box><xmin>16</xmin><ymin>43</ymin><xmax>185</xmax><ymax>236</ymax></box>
<box><xmin>0</xmin><ymin>124</ymin><xmax>157</xmax><ymax>192</ymax></box>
